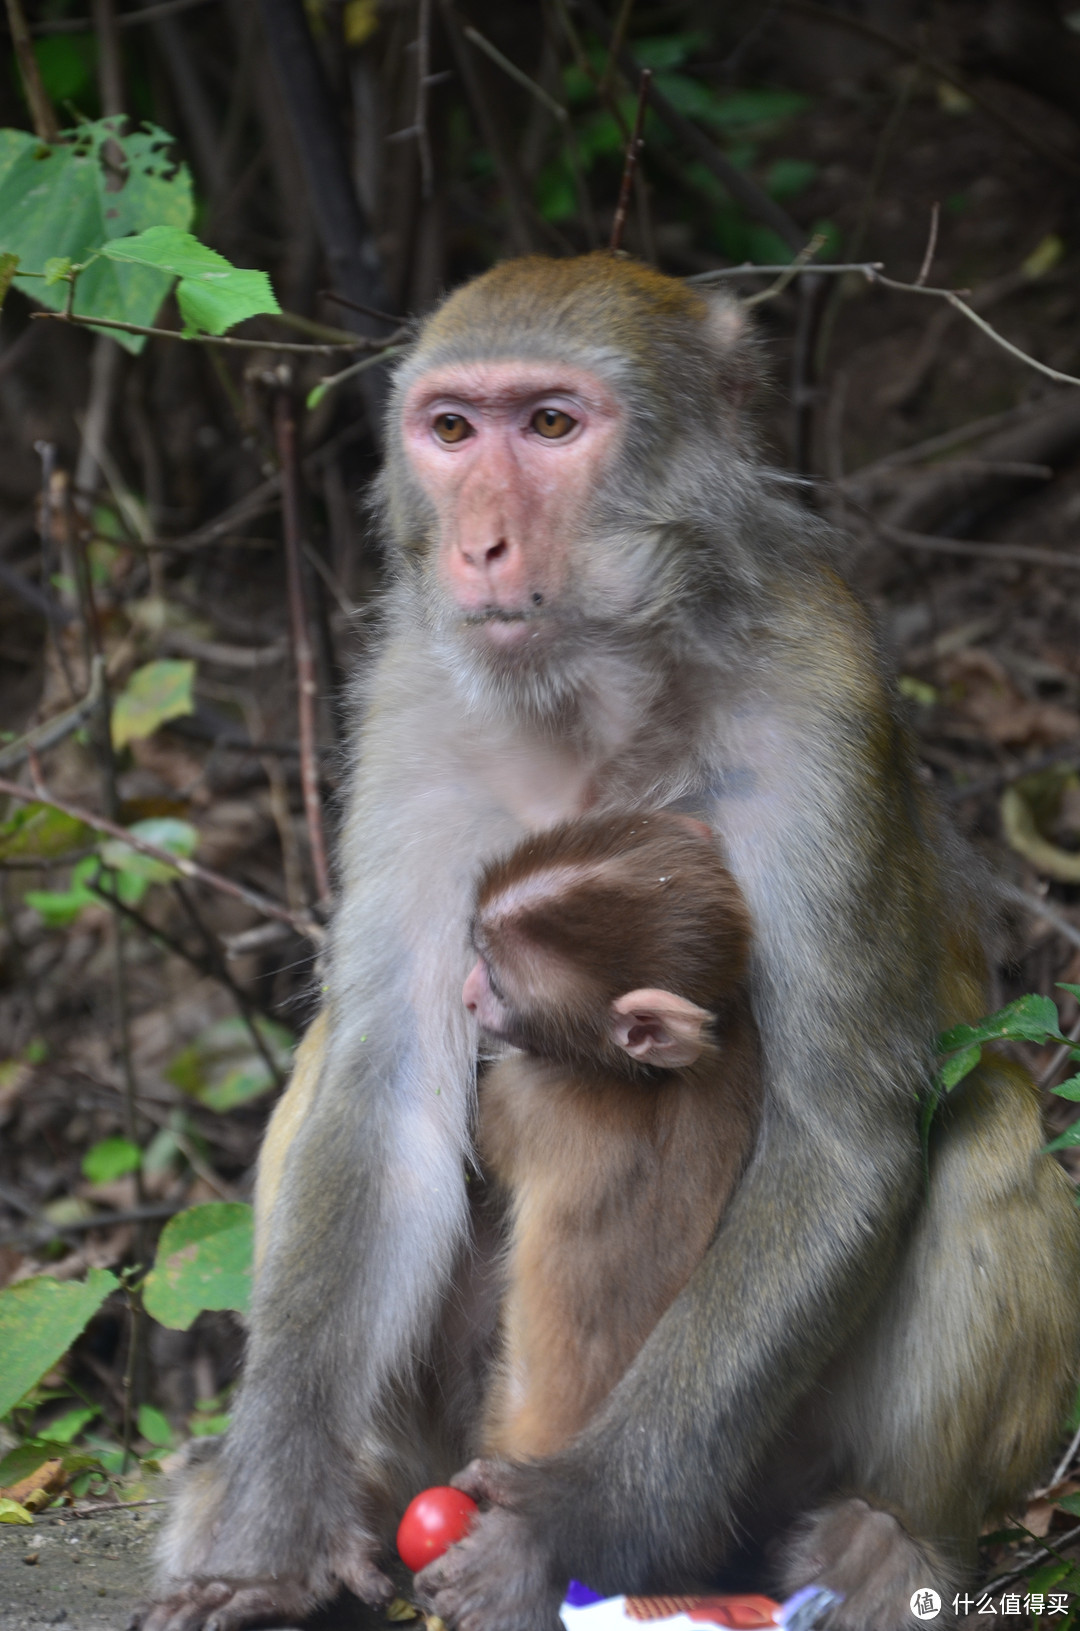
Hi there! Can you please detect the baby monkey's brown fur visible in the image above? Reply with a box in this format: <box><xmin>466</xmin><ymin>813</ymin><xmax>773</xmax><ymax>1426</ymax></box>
<box><xmin>470</xmin><ymin>812</ymin><xmax>760</xmax><ymax>1458</ymax></box>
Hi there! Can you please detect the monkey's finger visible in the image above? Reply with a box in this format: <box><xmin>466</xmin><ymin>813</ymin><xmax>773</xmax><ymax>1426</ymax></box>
<box><xmin>449</xmin><ymin>1457</ymin><xmax>510</xmax><ymax>1504</ymax></box>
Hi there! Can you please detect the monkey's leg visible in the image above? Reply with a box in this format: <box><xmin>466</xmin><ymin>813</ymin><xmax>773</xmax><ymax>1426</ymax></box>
<box><xmin>778</xmin><ymin>1058</ymin><xmax>1080</xmax><ymax>1631</ymax></box>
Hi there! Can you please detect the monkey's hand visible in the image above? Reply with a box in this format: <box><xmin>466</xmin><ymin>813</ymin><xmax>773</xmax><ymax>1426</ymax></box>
<box><xmin>135</xmin><ymin>1533</ymin><xmax>395</xmax><ymax>1631</ymax></box>
<box><xmin>415</xmin><ymin>1496</ymin><xmax>563</xmax><ymax>1631</ymax></box>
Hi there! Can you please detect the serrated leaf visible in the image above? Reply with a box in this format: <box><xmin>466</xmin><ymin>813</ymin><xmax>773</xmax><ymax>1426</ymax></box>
<box><xmin>1058</xmin><ymin>983</ymin><xmax>1080</xmax><ymax>1004</ymax></box>
<box><xmin>43</xmin><ymin>256</ymin><xmax>71</xmax><ymax>285</ymax></box>
<box><xmin>101</xmin><ymin>227</ymin><xmax>280</xmax><ymax>336</ymax></box>
<box><xmin>142</xmin><ymin>1203</ymin><xmax>253</xmax><ymax>1329</ymax></box>
<box><xmin>1053</xmin><ymin>1075</ymin><xmax>1080</xmax><ymax>1102</ymax></box>
<box><xmin>100</xmin><ymin>816</ymin><xmax>197</xmax><ymax>883</ymax></box>
<box><xmin>939</xmin><ymin>993</ymin><xmax>1067</xmax><ymax>1053</ymax></box>
<box><xmin>0</xmin><ymin>1498</ymin><xmax>33</xmax><ymax>1524</ymax></box>
<box><xmin>166</xmin><ymin>1014</ymin><xmax>293</xmax><ymax>1112</ymax></box>
<box><xmin>0</xmin><ymin>1269</ymin><xmax>118</xmax><ymax>1416</ymax></box>
<box><xmin>111</xmin><ymin>659</ymin><xmax>195</xmax><ymax>748</ymax></box>
<box><xmin>0</xmin><ymin>120</ymin><xmax>193</xmax><ymax>355</ymax></box>
<box><xmin>81</xmin><ymin>1137</ymin><xmax>140</xmax><ymax>1184</ymax></box>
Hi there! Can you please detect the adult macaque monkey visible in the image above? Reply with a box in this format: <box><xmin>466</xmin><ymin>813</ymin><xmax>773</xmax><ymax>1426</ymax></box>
<box><xmin>146</xmin><ymin>255</ymin><xmax>1080</xmax><ymax>1631</ymax></box>
<box><xmin>468</xmin><ymin>810</ymin><xmax>760</xmax><ymax>1460</ymax></box>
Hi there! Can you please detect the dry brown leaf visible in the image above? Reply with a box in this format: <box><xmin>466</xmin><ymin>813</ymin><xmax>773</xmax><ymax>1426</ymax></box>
<box><xmin>0</xmin><ymin>1460</ymin><xmax>65</xmax><ymax>1506</ymax></box>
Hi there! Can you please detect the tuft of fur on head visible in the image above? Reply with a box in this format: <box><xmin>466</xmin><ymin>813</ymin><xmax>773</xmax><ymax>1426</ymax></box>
<box><xmin>473</xmin><ymin>810</ymin><xmax>751</xmax><ymax>1079</ymax></box>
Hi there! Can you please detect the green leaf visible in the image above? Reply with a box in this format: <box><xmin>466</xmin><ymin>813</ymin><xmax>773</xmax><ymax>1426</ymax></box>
<box><xmin>0</xmin><ymin>802</ymin><xmax>90</xmax><ymax>861</ymax></box>
<box><xmin>142</xmin><ymin>1203</ymin><xmax>253</xmax><ymax>1330</ymax></box>
<box><xmin>0</xmin><ymin>1499</ymin><xmax>33</xmax><ymax>1525</ymax></box>
<box><xmin>0</xmin><ymin>119</ymin><xmax>193</xmax><ymax>355</ymax></box>
<box><xmin>0</xmin><ymin>1269</ymin><xmax>118</xmax><ymax>1416</ymax></box>
<box><xmin>23</xmin><ymin>855</ymin><xmax>102</xmax><ymax>927</ymax></box>
<box><xmin>100</xmin><ymin>816</ymin><xmax>198</xmax><ymax>883</ymax></box>
<box><xmin>81</xmin><ymin>1137</ymin><xmax>140</xmax><ymax>1184</ymax></box>
<box><xmin>44</xmin><ymin>1406</ymin><xmax>97</xmax><ymax>1443</ymax></box>
<box><xmin>1056</xmin><ymin>1492</ymin><xmax>1080</xmax><ymax>1517</ymax></box>
<box><xmin>101</xmin><ymin>227</ymin><xmax>280</xmax><ymax>336</ymax></box>
<box><xmin>939</xmin><ymin>1042</ymin><xmax>981</xmax><ymax>1090</ymax></box>
<box><xmin>765</xmin><ymin>158</ymin><xmax>818</xmax><ymax>201</ymax></box>
<box><xmin>1044</xmin><ymin>1121</ymin><xmax>1080</xmax><ymax>1153</ymax></box>
<box><xmin>43</xmin><ymin>256</ymin><xmax>71</xmax><ymax>285</ymax></box>
<box><xmin>136</xmin><ymin>1403</ymin><xmax>174</xmax><ymax>1448</ymax></box>
<box><xmin>111</xmin><ymin>658</ymin><xmax>195</xmax><ymax>748</ymax></box>
<box><xmin>166</xmin><ymin>1015</ymin><xmax>293</xmax><ymax>1112</ymax></box>
<box><xmin>0</xmin><ymin>250</ymin><xmax>17</xmax><ymax>312</ymax></box>
<box><xmin>1058</xmin><ymin>983</ymin><xmax>1080</xmax><ymax>1004</ymax></box>
<box><xmin>938</xmin><ymin>993</ymin><xmax>1067</xmax><ymax>1053</ymax></box>
<box><xmin>1053</xmin><ymin>1074</ymin><xmax>1080</xmax><ymax>1102</ymax></box>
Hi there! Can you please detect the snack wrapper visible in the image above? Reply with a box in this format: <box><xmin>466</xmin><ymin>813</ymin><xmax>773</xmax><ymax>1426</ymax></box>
<box><xmin>559</xmin><ymin>1582</ymin><xmax>840</xmax><ymax>1631</ymax></box>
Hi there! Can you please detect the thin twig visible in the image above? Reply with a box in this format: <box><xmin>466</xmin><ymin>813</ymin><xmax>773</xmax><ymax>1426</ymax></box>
<box><xmin>0</xmin><ymin>1203</ymin><xmax>182</xmax><ymax>1249</ymax></box>
<box><xmin>31</xmin><ymin>310</ymin><xmax>390</xmax><ymax>355</ymax></box>
<box><xmin>865</xmin><ymin>267</ymin><xmax>1080</xmax><ymax>390</ymax></box>
<box><xmin>743</xmin><ymin>233</ymin><xmax>826</xmax><ymax>309</ymax></box>
<box><xmin>274</xmin><ymin>379</ymin><xmax>331</xmax><ymax>907</ymax></box>
<box><xmin>461</xmin><ymin>23</ymin><xmax>568</xmax><ymax>123</ymax></box>
<box><xmin>915</xmin><ymin>202</ymin><xmax>940</xmax><ymax>288</ymax></box>
<box><xmin>173</xmin><ymin>881</ymin><xmax>286</xmax><ymax>1087</ymax></box>
<box><xmin>981</xmin><ymin>1523</ymin><xmax>1080</xmax><ymax>1595</ymax></box>
<box><xmin>0</xmin><ymin>775</ymin><xmax>323</xmax><ymax>939</ymax></box>
<box><xmin>321</xmin><ymin>290</ymin><xmax>407</xmax><ymax>326</ymax></box>
<box><xmin>307</xmin><ymin>343</ymin><xmax>409</xmax><ymax>409</ymax></box>
<box><xmin>0</xmin><ymin>655</ymin><xmax>106</xmax><ymax>773</ymax></box>
<box><xmin>414</xmin><ymin>0</ymin><xmax>434</xmax><ymax>199</ymax></box>
<box><xmin>688</xmin><ymin>262</ymin><xmax>885</xmax><ymax>281</ymax></box>
<box><xmin>4</xmin><ymin>0</ymin><xmax>59</xmax><ymax>139</ymax></box>
<box><xmin>690</xmin><ymin>259</ymin><xmax>1080</xmax><ymax>391</ymax></box>
<box><xmin>609</xmin><ymin>70</ymin><xmax>651</xmax><ymax>253</ymax></box>
<box><xmin>878</xmin><ymin>523</ymin><xmax>1080</xmax><ymax>572</ymax></box>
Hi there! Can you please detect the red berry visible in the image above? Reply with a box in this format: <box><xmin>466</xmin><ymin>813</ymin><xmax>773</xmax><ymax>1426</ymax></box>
<box><xmin>396</xmin><ymin>1486</ymin><xmax>479</xmax><ymax>1572</ymax></box>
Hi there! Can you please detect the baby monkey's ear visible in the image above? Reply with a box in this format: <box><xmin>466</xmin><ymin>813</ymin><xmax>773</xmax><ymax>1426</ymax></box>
<box><xmin>609</xmin><ymin>988</ymin><xmax>713</xmax><ymax>1068</ymax></box>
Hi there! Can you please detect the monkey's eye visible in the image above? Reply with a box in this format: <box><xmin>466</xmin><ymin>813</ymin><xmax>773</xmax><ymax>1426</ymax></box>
<box><xmin>432</xmin><ymin>413</ymin><xmax>472</xmax><ymax>444</ymax></box>
<box><xmin>530</xmin><ymin>407</ymin><xmax>576</xmax><ymax>439</ymax></box>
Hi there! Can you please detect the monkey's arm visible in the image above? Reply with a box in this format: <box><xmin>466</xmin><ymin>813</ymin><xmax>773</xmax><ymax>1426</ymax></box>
<box><xmin>146</xmin><ymin>638</ymin><xmax>518</xmax><ymax>1629</ymax></box>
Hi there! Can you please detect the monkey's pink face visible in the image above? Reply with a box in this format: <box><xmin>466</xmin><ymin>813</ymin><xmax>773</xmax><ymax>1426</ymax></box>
<box><xmin>462</xmin><ymin>955</ymin><xmax>512</xmax><ymax>1037</ymax></box>
<box><xmin>401</xmin><ymin>362</ymin><xmax>622</xmax><ymax>645</ymax></box>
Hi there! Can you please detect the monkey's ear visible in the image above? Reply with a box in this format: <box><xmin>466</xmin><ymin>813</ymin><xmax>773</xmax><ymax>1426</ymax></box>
<box><xmin>609</xmin><ymin>989</ymin><xmax>712</xmax><ymax>1068</ymax></box>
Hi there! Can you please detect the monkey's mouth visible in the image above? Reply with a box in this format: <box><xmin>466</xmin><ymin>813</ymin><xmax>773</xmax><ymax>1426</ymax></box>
<box><xmin>463</xmin><ymin>607</ymin><xmax>541</xmax><ymax>647</ymax></box>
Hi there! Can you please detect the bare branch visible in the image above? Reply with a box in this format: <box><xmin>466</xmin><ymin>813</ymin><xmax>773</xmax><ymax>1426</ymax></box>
<box><xmin>915</xmin><ymin>202</ymin><xmax>940</xmax><ymax>288</ymax></box>
<box><xmin>0</xmin><ymin>774</ymin><xmax>323</xmax><ymax>940</ymax></box>
<box><xmin>609</xmin><ymin>70</ymin><xmax>651</xmax><ymax>253</ymax></box>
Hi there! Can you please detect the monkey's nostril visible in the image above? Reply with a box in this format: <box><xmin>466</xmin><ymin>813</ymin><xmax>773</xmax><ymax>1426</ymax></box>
<box><xmin>486</xmin><ymin>540</ymin><xmax>509</xmax><ymax>563</ymax></box>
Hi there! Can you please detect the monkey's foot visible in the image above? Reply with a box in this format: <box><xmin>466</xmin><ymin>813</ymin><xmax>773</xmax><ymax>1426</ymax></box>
<box><xmin>415</xmin><ymin>1506</ymin><xmax>562</xmax><ymax>1631</ymax></box>
<box><xmin>779</xmin><ymin>1498</ymin><xmax>958</xmax><ymax>1631</ymax></box>
<box><xmin>134</xmin><ymin>1551</ymin><xmax>393</xmax><ymax>1631</ymax></box>
<box><xmin>131</xmin><ymin>1578</ymin><xmax>316</xmax><ymax>1631</ymax></box>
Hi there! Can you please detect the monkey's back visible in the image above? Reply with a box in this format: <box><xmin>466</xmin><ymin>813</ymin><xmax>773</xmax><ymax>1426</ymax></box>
<box><xmin>478</xmin><ymin>1019</ymin><xmax>760</xmax><ymax>1459</ymax></box>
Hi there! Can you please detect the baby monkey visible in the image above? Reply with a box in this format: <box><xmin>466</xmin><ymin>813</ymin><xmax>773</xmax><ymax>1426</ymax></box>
<box><xmin>464</xmin><ymin>810</ymin><xmax>761</xmax><ymax>1459</ymax></box>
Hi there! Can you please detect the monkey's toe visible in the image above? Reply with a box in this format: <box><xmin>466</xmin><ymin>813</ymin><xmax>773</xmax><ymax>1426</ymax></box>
<box><xmin>134</xmin><ymin>1579</ymin><xmax>313</xmax><ymax>1631</ymax></box>
<box><xmin>780</xmin><ymin>1498</ymin><xmax>959</xmax><ymax>1631</ymax></box>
